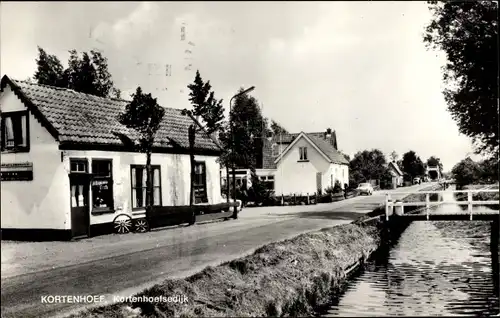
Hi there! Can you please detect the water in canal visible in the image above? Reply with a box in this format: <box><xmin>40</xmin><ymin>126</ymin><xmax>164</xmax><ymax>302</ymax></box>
<box><xmin>324</xmin><ymin>187</ymin><xmax>499</xmax><ymax>316</ymax></box>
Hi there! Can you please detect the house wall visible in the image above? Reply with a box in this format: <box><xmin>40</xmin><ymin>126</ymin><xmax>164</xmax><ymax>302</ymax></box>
<box><xmin>274</xmin><ymin>137</ymin><xmax>330</xmax><ymax>196</ymax></box>
<box><xmin>1</xmin><ymin>86</ymin><xmax>70</xmax><ymax>230</ymax></box>
<box><xmin>326</xmin><ymin>163</ymin><xmax>349</xmax><ymax>189</ymax></box>
<box><xmin>63</xmin><ymin>150</ymin><xmax>222</xmax><ymax>225</ymax></box>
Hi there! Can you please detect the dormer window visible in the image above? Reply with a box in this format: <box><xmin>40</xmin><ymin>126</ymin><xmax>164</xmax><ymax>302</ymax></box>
<box><xmin>299</xmin><ymin>146</ymin><xmax>308</xmax><ymax>161</ymax></box>
<box><xmin>1</xmin><ymin>110</ymin><xmax>29</xmax><ymax>152</ymax></box>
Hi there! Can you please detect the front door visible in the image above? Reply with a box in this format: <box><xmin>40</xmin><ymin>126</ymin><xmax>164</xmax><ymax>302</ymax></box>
<box><xmin>69</xmin><ymin>174</ymin><xmax>90</xmax><ymax>238</ymax></box>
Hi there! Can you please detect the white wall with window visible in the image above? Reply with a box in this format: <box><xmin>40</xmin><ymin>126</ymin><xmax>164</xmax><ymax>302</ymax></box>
<box><xmin>274</xmin><ymin>136</ymin><xmax>329</xmax><ymax>196</ymax></box>
<box><xmin>63</xmin><ymin>149</ymin><xmax>223</xmax><ymax>225</ymax></box>
<box><xmin>1</xmin><ymin>85</ymin><xmax>70</xmax><ymax>230</ymax></box>
<box><xmin>1</xmin><ymin>110</ymin><xmax>29</xmax><ymax>152</ymax></box>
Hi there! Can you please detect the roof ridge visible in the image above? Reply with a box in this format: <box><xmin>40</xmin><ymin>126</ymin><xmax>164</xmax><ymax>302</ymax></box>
<box><xmin>1</xmin><ymin>74</ymin><xmax>220</xmax><ymax>153</ymax></box>
<box><xmin>9</xmin><ymin>77</ymin><xmax>185</xmax><ymax>113</ymax></box>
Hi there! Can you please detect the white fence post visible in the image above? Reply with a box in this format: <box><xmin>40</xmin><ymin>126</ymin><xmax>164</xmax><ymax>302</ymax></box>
<box><xmin>426</xmin><ymin>193</ymin><xmax>430</xmax><ymax>220</ymax></box>
<box><xmin>468</xmin><ymin>191</ymin><xmax>473</xmax><ymax>220</ymax></box>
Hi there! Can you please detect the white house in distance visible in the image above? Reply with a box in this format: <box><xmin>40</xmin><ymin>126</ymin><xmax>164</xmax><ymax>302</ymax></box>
<box><xmin>221</xmin><ymin>129</ymin><xmax>350</xmax><ymax>196</ymax></box>
<box><xmin>386</xmin><ymin>161</ymin><xmax>404</xmax><ymax>189</ymax></box>
<box><xmin>0</xmin><ymin>75</ymin><xmax>226</xmax><ymax>241</ymax></box>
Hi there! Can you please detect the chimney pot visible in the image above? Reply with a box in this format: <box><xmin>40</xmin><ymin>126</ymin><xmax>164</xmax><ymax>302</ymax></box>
<box><xmin>325</xmin><ymin>128</ymin><xmax>332</xmax><ymax>138</ymax></box>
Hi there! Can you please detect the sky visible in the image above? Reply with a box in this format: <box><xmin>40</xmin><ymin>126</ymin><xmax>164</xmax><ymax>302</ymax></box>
<box><xmin>0</xmin><ymin>1</ymin><xmax>481</xmax><ymax>171</ymax></box>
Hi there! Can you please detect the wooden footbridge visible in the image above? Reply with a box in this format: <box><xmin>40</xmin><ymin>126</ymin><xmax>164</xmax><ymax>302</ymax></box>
<box><xmin>384</xmin><ymin>188</ymin><xmax>499</xmax><ymax>222</ymax></box>
<box><xmin>383</xmin><ymin>187</ymin><xmax>499</xmax><ymax>297</ymax></box>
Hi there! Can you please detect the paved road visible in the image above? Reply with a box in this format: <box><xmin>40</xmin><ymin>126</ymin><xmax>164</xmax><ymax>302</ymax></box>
<box><xmin>0</xmin><ymin>183</ymin><xmax>434</xmax><ymax>318</ymax></box>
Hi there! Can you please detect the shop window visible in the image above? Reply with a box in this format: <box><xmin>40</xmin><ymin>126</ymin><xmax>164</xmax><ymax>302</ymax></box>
<box><xmin>91</xmin><ymin>159</ymin><xmax>114</xmax><ymax>211</ymax></box>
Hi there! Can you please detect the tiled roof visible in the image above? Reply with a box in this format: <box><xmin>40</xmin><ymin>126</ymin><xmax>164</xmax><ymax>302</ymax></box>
<box><xmin>262</xmin><ymin>131</ymin><xmax>347</xmax><ymax>169</ymax></box>
<box><xmin>306</xmin><ymin>134</ymin><xmax>349</xmax><ymax>165</ymax></box>
<box><xmin>388</xmin><ymin>161</ymin><xmax>404</xmax><ymax>176</ymax></box>
<box><xmin>1</xmin><ymin>76</ymin><xmax>220</xmax><ymax>153</ymax></box>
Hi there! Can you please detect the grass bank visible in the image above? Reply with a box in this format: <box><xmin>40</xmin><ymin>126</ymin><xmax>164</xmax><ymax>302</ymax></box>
<box><xmin>68</xmin><ymin>222</ymin><xmax>382</xmax><ymax>318</ymax></box>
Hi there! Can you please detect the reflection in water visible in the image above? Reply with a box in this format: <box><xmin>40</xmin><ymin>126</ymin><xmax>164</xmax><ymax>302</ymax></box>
<box><xmin>324</xmin><ymin>187</ymin><xmax>499</xmax><ymax>317</ymax></box>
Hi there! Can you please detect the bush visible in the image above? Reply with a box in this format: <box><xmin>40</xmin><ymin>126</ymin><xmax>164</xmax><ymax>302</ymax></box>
<box><xmin>333</xmin><ymin>180</ymin><xmax>343</xmax><ymax>193</ymax></box>
<box><xmin>324</xmin><ymin>186</ymin><xmax>335</xmax><ymax>195</ymax></box>
<box><xmin>318</xmin><ymin>194</ymin><xmax>332</xmax><ymax>203</ymax></box>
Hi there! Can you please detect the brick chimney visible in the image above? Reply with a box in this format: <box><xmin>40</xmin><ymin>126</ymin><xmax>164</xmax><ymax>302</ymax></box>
<box><xmin>323</xmin><ymin>128</ymin><xmax>338</xmax><ymax>150</ymax></box>
<box><xmin>325</xmin><ymin>128</ymin><xmax>332</xmax><ymax>139</ymax></box>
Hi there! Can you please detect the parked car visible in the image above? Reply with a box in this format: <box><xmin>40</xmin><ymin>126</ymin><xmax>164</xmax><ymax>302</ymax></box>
<box><xmin>357</xmin><ymin>183</ymin><xmax>374</xmax><ymax>195</ymax></box>
<box><xmin>413</xmin><ymin>177</ymin><xmax>421</xmax><ymax>185</ymax></box>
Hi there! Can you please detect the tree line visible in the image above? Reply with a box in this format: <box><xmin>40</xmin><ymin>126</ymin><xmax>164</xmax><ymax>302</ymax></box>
<box><xmin>348</xmin><ymin>149</ymin><xmax>443</xmax><ymax>190</ymax></box>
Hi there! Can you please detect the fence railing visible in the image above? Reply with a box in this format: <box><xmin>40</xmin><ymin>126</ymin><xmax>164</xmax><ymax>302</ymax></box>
<box><xmin>385</xmin><ymin>189</ymin><xmax>499</xmax><ymax>221</ymax></box>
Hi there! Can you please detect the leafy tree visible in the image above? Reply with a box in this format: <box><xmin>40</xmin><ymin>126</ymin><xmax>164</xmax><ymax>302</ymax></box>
<box><xmin>219</xmin><ymin>88</ymin><xmax>266</xmax><ymax>170</ymax></box>
<box><xmin>34</xmin><ymin>47</ymin><xmax>65</xmax><ymax>87</ymax></box>
<box><xmin>270</xmin><ymin>119</ymin><xmax>288</xmax><ymax>136</ymax></box>
<box><xmin>451</xmin><ymin>157</ymin><xmax>481</xmax><ymax>188</ymax></box>
<box><xmin>349</xmin><ymin>149</ymin><xmax>388</xmax><ymax>186</ymax></box>
<box><xmin>33</xmin><ymin>47</ymin><xmax>120</xmax><ymax>98</ymax></box>
<box><xmin>401</xmin><ymin>151</ymin><xmax>426</xmax><ymax>180</ymax></box>
<box><xmin>424</xmin><ymin>1</ymin><xmax>499</xmax><ymax>156</ymax></box>
<box><xmin>118</xmin><ymin>87</ymin><xmax>165</xmax><ymax>211</ymax></box>
<box><xmin>478</xmin><ymin>156</ymin><xmax>499</xmax><ymax>184</ymax></box>
<box><xmin>187</xmin><ymin>70</ymin><xmax>225</xmax><ymax>134</ymax></box>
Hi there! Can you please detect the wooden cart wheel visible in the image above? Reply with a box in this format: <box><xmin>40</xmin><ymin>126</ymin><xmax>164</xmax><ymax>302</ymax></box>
<box><xmin>113</xmin><ymin>214</ymin><xmax>133</xmax><ymax>234</ymax></box>
<box><xmin>134</xmin><ymin>218</ymin><xmax>150</xmax><ymax>233</ymax></box>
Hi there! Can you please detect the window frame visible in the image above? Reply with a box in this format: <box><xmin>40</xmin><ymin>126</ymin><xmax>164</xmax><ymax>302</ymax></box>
<box><xmin>130</xmin><ymin>165</ymin><xmax>162</xmax><ymax>210</ymax></box>
<box><xmin>69</xmin><ymin>158</ymin><xmax>89</xmax><ymax>174</ymax></box>
<box><xmin>193</xmin><ymin>161</ymin><xmax>208</xmax><ymax>204</ymax></box>
<box><xmin>91</xmin><ymin>159</ymin><xmax>114</xmax><ymax>213</ymax></box>
<box><xmin>299</xmin><ymin>146</ymin><xmax>308</xmax><ymax>161</ymax></box>
<box><xmin>1</xmin><ymin>110</ymin><xmax>30</xmax><ymax>153</ymax></box>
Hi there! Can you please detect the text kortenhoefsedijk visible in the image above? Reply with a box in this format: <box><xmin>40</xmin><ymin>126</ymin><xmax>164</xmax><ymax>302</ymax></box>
<box><xmin>40</xmin><ymin>294</ymin><xmax>189</xmax><ymax>304</ymax></box>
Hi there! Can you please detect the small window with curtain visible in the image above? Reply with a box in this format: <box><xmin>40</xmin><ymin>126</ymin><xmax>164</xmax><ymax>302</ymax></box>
<box><xmin>131</xmin><ymin>165</ymin><xmax>161</xmax><ymax>209</ymax></box>
<box><xmin>194</xmin><ymin>161</ymin><xmax>208</xmax><ymax>203</ymax></box>
<box><xmin>1</xmin><ymin>111</ymin><xmax>29</xmax><ymax>152</ymax></box>
<box><xmin>299</xmin><ymin>146</ymin><xmax>308</xmax><ymax>161</ymax></box>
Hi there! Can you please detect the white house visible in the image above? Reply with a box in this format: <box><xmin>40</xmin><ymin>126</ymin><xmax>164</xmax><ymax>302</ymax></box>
<box><xmin>221</xmin><ymin>129</ymin><xmax>350</xmax><ymax>196</ymax></box>
<box><xmin>0</xmin><ymin>75</ymin><xmax>225</xmax><ymax>240</ymax></box>
<box><xmin>387</xmin><ymin>161</ymin><xmax>404</xmax><ymax>189</ymax></box>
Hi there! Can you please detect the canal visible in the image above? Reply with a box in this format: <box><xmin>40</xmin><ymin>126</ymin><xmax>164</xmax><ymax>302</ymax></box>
<box><xmin>323</xmin><ymin>186</ymin><xmax>500</xmax><ymax>317</ymax></box>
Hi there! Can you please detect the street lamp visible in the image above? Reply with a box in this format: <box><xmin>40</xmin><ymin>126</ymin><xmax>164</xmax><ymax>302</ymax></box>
<box><xmin>228</xmin><ymin>86</ymin><xmax>255</xmax><ymax>218</ymax></box>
